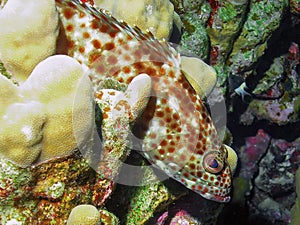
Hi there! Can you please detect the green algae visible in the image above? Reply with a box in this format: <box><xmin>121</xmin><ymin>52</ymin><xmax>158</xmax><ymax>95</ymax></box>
<box><xmin>0</xmin><ymin>60</ymin><xmax>12</xmax><ymax>80</ymax></box>
<box><xmin>46</xmin><ymin>181</ymin><xmax>65</xmax><ymax>199</ymax></box>
<box><xmin>125</xmin><ymin>160</ymin><xmax>187</xmax><ymax>224</ymax></box>
<box><xmin>228</xmin><ymin>0</ymin><xmax>289</xmax><ymax>74</ymax></box>
<box><xmin>0</xmin><ymin>158</ymin><xmax>32</xmax><ymax>205</ymax></box>
<box><xmin>99</xmin><ymin>208</ymin><xmax>120</xmax><ymax>225</ymax></box>
<box><xmin>180</xmin><ymin>13</ymin><xmax>209</xmax><ymax>59</ymax></box>
<box><xmin>218</xmin><ymin>3</ymin><xmax>238</xmax><ymax>22</ymax></box>
<box><xmin>169</xmin><ymin>0</ymin><xmax>206</xmax><ymax>14</ymax></box>
<box><xmin>253</xmin><ymin>57</ymin><xmax>285</xmax><ymax>95</ymax></box>
<box><xmin>98</xmin><ymin>78</ymin><xmax>127</xmax><ymax>92</ymax></box>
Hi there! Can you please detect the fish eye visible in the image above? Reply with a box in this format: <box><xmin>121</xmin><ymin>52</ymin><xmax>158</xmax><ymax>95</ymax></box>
<box><xmin>203</xmin><ymin>151</ymin><xmax>224</xmax><ymax>174</ymax></box>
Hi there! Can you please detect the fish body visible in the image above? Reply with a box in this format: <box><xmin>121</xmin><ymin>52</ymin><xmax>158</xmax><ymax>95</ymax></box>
<box><xmin>55</xmin><ymin>0</ymin><xmax>233</xmax><ymax>202</ymax></box>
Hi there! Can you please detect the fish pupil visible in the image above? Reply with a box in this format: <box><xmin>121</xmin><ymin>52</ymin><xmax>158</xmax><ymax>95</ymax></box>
<box><xmin>209</xmin><ymin>159</ymin><xmax>219</xmax><ymax>169</ymax></box>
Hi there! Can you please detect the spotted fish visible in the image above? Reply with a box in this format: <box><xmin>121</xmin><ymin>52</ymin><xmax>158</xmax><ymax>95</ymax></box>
<box><xmin>55</xmin><ymin>0</ymin><xmax>236</xmax><ymax>202</ymax></box>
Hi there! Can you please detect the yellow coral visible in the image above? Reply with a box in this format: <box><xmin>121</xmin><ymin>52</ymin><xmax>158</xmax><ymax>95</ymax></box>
<box><xmin>0</xmin><ymin>0</ymin><xmax>59</xmax><ymax>82</ymax></box>
<box><xmin>67</xmin><ymin>205</ymin><xmax>101</xmax><ymax>225</ymax></box>
<box><xmin>224</xmin><ymin>144</ymin><xmax>238</xmax><ymax>174</ymax></box>
<box><xmin>181</xmin><ymin>56</ymin><xmax>217</xmax><ymax>98</ymax></box>
<box><xmin>0</xmin><ymin>55</ymin><xmax>94</xmax><ymax>167</ymax></box>
<box><xmin>94</xmin><ymin>0</ymin><xmax>176</xmax><ymax>39</ymax></box>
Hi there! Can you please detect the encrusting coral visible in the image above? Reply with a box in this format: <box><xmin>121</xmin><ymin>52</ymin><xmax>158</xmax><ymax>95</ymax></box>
<box><xmin>0</xmin><ymin>0</ymin><xmax>59</xmax><ymax>82</ymax></box>
<box><xmin>0</xmin><ymin>55</ymin><xmax>94</xmax><ymax>167</ymax></box>
<box><xmin>94</xmin><ymin>74</ymin><xmax>152</xmax><ymax>179</ymax></box>
<box><xmin>94</xmin><ymin>0</ymin><xmax>178</xmax><ymax>39</ymax></box>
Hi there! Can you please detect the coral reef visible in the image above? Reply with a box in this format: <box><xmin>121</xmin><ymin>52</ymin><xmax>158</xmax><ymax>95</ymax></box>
<box><xmin>207</xmin><ymin>0</ymin><xmax>249</xmax><ymax>76</ymax></box>
<box><xmin>227</xmin><ymin>0</ymin><xmax>289</xmax><ymax>77</ymax></box>
<box><xmin>0</xmin><ymin>55</ymin><xmax>94</xmax><ymax>167</ymax></box>
<box><xmin>0</xmin><ymin>0</ymin><xmax>59</xmax><ymax>82</ymax></box>
<box><xmin>172</xmin><ymin>0</ymin><xmax>291</xmax><ymax>88</ymax></box>
<box><xmin>156</xmin><ymin>210</ymin><xmax>201</xmax><ymax>224</ymax></box>
<box><xmin>290</xmin><ymin>0</ymin><xmax>300</xmax><ymax>15</ymax></box>
<box><xmin>0</xmin><ymin>150</ymin><xmax>113</xmax><ymax>224</ymax></box>
<box><xmin>94</xmin><ymin>0</ymin><xmax>178</xmax><ymax>40</ymax></box>
<box><xmin>240</xmin><ymin>43</ymin><xmax>300</xmax><ymax>126</ymax></box>
<box><xmin>2</xmin><ymin>0</ymin><xmax>300</xmax><ymax>224</ymax></box>
<box><xmin>238</xmin><ymin>129</ymin><xmax>271</xmax><ymax>180</ymax></box>
<box><xmin>169</xmin><ymin>210</ymin><xmax>200</xmax><ymax>224</ymax></box>
<box><xmin>125</xmin><ymin>176</ymin><xmax>180</xmax><ymax>224</ymax></box>
<box><xmin>223</xmin><ymin>129</ymin><xmax>300</xmax><ymax>224</ymax></box>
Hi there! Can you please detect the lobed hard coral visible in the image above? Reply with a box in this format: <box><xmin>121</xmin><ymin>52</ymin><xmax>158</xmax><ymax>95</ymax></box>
<box><xmin>0</xmin><ymin>55</ymin><xmax>94</xmax><ymax>167</ymax></box>
<box><xmin>94</xmin><ymin>0</ymin><xmax>178</xmax><ymax>39</ymax></box>
<box><xmin>67</xmin><ymin>205</ymin><xmax>101</xmax><ymax>225</ymax></box>
<box><xmin>181</xmin><ymin>56</ymin><xmax>216</xmax><ymax>98</ymax></box>
<box><xmin>0</xmin><ymin>0</ymin><xmax>59</xmax><ymax>82</ymax></box>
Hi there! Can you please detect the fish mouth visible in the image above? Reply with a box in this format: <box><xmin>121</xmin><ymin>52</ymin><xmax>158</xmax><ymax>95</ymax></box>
<box><xmin>194</xmin><ymin>180</ymin><xmax>232</xmax><ymax>203</ymax></box>
<box><xmin>199</xmin><ymin>191</ymin><xmax>231</xmax><ymax>203</ymax></box>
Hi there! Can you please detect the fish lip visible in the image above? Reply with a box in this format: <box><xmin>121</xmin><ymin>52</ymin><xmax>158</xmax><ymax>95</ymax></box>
<box><xmin>200</xmin><ymin>191</ymin><xmax>231</xmax><ymax>203</ymax></box>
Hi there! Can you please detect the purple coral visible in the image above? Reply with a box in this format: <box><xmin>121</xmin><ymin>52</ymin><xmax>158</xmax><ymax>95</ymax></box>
<box><xmin>239</xmin><ymin>129</ymin><xmax>271</xmax><ymax>180</ymax></box>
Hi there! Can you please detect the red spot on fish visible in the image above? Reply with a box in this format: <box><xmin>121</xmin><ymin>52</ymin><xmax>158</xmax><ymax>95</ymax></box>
<box><xmin>168</xmin><ymin>147</ymin><xmax>175</xmax><ymax>153</ymax></box>
<box><xmin>159</xmin><ymin>149</ymin><xmax>165</xmax><ymax>155</ymax></box>
<box><xmin>92</xmin><ymin>39</ymin><xmax>102</xmax><ymax>49</ymax></box>
<box><xmin>67</xmin><ymin>40</ymin><xmax>74</xmax><ymax>49</ymax></box>
<box><xmin>79</xmin><ymin>46</ymin><xmax>85</xmax><ymax>53</ymax></box>
<box><xmin>156</xmin><ymin>111</ymin><xmax>164</xmax><ymax>118</ymax></box>
<box><xmin>102</xmin><ymin>43</ymin><xmax>115</xmax><ymax>51</ymax></box>
<box><xmin>122</xmin><ymin>66</ymin><xmax>131</xmax><ymax>74</ymax></box>
<box><xmin>66</xmin><ymin>24</ymin><xmax>74</xmax><ymax>32</ymax></box>
<box><xmin>100</xmin><ymin>24</ymin><xmax>109</xmax><ymax>33</ymax></box>
<box><xmin>109</xmin><ymin>30</ymin><xmax>118</xmax><ymax>38</ymax></box>
<box><xmin>90</xmin><ymin>20</ymin><xmax>99</xmax><ymax>29</ymax></box>
<box><xmin>189</xmin><ymin>163</ymin><xmax>195</xmax><ymax>169</ymax></box>
<box><xmin>160</xmin><ymin>139</ymin><xmax>168</xmax><ymax>147</ymax></box>
<box><xmin>89</xmin><ymin>51</ymin><xmax>101</xmax><ymax>63</ymax></box>
<box><xmin>83</xmin><ymin>32</ymin><xmax>90</xmax><ymax>39</ymax></box>
<box><xmin>63</xmin><ymin>8</ymin><xmax>75</xmax><ymax>19</ymax></box>
<box><xmin>123</xmin><ymin>54</ymin><xmax>131</xmax><ymax>61</ymax></box>
<box><xmin>79</xmin><ymin>12</ymin><xmax>86</xmax><ymax>18</ymax></box>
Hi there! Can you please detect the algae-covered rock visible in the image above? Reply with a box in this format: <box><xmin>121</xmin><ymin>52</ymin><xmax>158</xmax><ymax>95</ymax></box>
<box><xmin>179</xmin><ymin>13</ymin><xmax>209</xmax><ymax>59</ymax></box>
<box><xmin>207</xmin><ymin>0</ymin><xmax>248</xmax><ymax>67</ymax></box>
<box><xmin>291</xmin><ymin>167</ymin><xmax>300</xmax><ymax>225</ymax></box>
<box><xmin>99</xmin><ymin>209</ymin><xmax>120</xmax><ymax>225</ymax></box>
<box><xmin>240</xmin><ymin>43</ymin><xmax>300</xmax><ymax>126</ymax></box>
<box><xmin>228</xmin><ymin>0</ymin><xmax>289</xmax><ymax>76</ymax></box>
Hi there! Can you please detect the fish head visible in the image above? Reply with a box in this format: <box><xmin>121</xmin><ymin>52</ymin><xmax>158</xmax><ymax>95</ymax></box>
<box><xmin>136</xmin><ymin>70</ymin><xmax>237</xmax><ymax>203</ymax></box>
